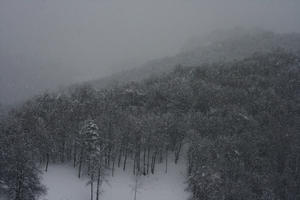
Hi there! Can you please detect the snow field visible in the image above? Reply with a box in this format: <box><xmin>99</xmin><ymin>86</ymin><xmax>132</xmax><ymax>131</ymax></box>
<box><xmin>41</xmin><ymin>157</ymin><xmax>190</xmax><ymax>200</ymax></box>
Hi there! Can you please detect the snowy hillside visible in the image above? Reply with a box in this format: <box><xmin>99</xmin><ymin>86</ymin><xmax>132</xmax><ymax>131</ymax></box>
<box><xmin>1</xmin><ymin>51</ymin><xmax>299</xmax><ymax>200</ymax></box>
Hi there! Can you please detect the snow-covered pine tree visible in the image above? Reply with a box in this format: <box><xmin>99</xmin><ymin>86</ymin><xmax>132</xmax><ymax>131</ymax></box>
<box><xmin>77</xmin><ymin>119</ymin><xmax>99</xmax><ymax>178</ymax></box>
<box><xmin>78</xmin><ymin>119</ymin><xmax>106</xmax><ymax>200</ymax></box>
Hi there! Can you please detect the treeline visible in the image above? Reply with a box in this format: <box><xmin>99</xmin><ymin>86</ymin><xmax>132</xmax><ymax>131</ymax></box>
<box><xmin>0</xmin><ymin>50</ymin><xmax>299</xmax><ymax>200</ymax></box>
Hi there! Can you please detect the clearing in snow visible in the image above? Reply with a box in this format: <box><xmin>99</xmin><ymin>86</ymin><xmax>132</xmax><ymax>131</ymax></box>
<box><xmin>40</xmin><ymin>158</ymin><xmax>189</xmax><ymax>200</ymax></box>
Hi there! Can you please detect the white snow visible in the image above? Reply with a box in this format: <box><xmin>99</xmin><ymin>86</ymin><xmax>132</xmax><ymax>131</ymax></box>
<box><xmin>40</xmin><ymin>158</ymin><xmax>190</xmax><ymax>200</ymax></box>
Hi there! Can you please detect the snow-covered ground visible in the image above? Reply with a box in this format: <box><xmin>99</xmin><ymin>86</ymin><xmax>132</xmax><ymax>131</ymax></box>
<box><xmin>40</xmin><ymin>158</ymin><xmax>190</xmax><ymax>200</ymax></box>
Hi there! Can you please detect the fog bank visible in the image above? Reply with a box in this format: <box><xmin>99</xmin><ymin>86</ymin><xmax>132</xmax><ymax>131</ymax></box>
<box><xmin>1</xmin><ymin>0</ymin><xmax>300</xmax><ymax>104</ymax></box>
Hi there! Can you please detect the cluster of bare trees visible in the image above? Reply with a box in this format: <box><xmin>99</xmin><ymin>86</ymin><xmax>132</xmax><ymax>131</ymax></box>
<box><xmin>0</xmin><ymin>72</ymin><xmax>187</xmax><ymax>199</ymax></box>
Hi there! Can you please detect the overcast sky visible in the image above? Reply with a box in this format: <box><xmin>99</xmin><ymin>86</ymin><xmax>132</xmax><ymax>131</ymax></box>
<box><xmin>1</xmin><ymin>0</ymin><xmax>300</xmax><ymax>105</ymax></box>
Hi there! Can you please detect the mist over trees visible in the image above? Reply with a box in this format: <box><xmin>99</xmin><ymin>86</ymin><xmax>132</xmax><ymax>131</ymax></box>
<box><xmin>90</xmin><ymin>28</ymin><xmax>300</xmax><ymax>90</ymax></box>
<box><xmin>0</xmin><ymin>46</ymin><xmax>299</xmax><ymax>199</ymax></box>
<box><xmin>0</xmin><ymin>1</ymin><xmax>300</xmax><ymax>200</ymax></box>
<box><xmin>1</xmin><ymin>0</ymin><xmax>300</xmax><ymax>105</ymax></box>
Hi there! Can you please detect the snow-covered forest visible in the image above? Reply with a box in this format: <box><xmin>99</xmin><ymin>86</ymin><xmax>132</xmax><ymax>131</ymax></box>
<box><xmin>1</xmin><ymin>1</ymin><xmax>300</xmax><ymax>200</ymax></box>
<box><xmin>1</xmin><ymin>49</ymin><xmax>299</xmax><ymax>200</ymax></box>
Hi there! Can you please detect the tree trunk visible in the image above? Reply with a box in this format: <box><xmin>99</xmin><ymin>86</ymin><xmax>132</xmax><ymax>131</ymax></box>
<box><xmin>68</xmin><ymin>146</ymin><xmax>72</xmax><ymax>161</ymax></box>
<box><xmin>165</xmin><ymin>147</ymin><xmax>168</xmax><ymax>173</ymax></box>
<box><xmin>147</xmin><ymin>147</ymin><xmax>150</xmax><ymax>175</ymax></box>
<box><xmin>133</xmin><ymin>152</ymin><xmax>136</xmax><ymax>175</ymax></box>
<box><xmin>78</xmin><ymin>147</ymin><xmax>83</xmax><ymax>178</ymax></box>
<box><xmin>90</xmin><ymin>173</ymin><xmax>94</xmax><ymax>200</ymax></box>
<box><xmin>73</xmin><ymin>143</ymin><xmax>77</xmax><ymax>168</ymax></box>
<box><xmin>123</xmin><ymin>148</ymin><xmax>128</xmax><ymax>171</ymax></box>
<box><xmin>88</xmin><ymin>158</ymin><xmax>91</xmax><ymax>176</ymax></box>
<box><xmin>61</xmin><ymin>139</ymin><xmax>66</xmax><ymax>163</ymax></box>
<box><xmin>137</xmin><ymin>149</ymin><xmax>140</xmax><ymax>173</ymax></box>
<box><xmin>45</xmin><ymin>153</ymin><xmax>49</xmax><ymax>172</ymax></box>
<box><xmin>159</xmin><ymin>151</ymin><xmax>163</xmax><ymax>163</ymax></box>
<box><xmin>151</xmin><ymin>150</ymin><xmax>158</xmax><ymax>174</ymax></box>
<box><xmin>112</xmin><ymin>156</ymin><xmax>115</xmax><ymax>176</ymax></box>
<box><xmin>96</xmin><ymin>167</ymin><xmax>101</xmax><ymax>200</ymax></box>
<box><xmin>175</xmin><ymin>143</ymin><xmax>182</xmax><ymax>164</ymax></box>
<box><xmin>143</xmin><ymin>147</ymin><xmax>146</xmax><ymax>175</ymax></box>
<box><xmin>107</xmin><ymin>146</ymin><xmax>111</xmax><ymax>167</ymax></box>
<box><xmin>118</xmin><ymin>148</ymin><xmax>122</xmax><ymax>168</ymax></box>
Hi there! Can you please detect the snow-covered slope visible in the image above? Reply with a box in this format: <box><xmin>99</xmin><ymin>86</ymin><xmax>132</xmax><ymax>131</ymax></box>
<box><xmin>40</xmin><ymin>159</ymin><xmax>189</xmax><ymax>200</ymax></box>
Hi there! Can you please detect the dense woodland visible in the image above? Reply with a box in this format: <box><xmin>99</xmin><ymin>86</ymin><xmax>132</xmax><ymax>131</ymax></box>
<box><xmin>0</xmin><ymin>50</ymin><xmax>299</xmax><ymax>200</ymax></box>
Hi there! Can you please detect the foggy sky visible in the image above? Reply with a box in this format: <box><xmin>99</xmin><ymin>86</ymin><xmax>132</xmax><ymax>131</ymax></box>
<box><xmin>1</xmin><ymin>0</ymin><xmax>300</xmax><ymax>105</ymax></box>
